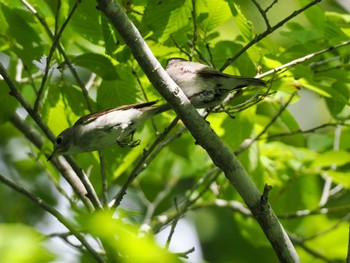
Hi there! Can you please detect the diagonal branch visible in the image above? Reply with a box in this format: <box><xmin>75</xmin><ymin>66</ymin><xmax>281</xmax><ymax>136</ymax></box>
<box><xmin>257</xmin><ymin>40</ymin><xmax>350</xmax><ymax>78</ymax></box>
<box><xmin>0</xmin><ymin>63</ymin><xmax>101</xmax><ymax>210</ymax></box>
<box><xmin>33</xmin><ymin>0</ymin><xmax>82</xmax><ymax>112</ymax></box>
<box><xmin>96</xmin><ymin>0</ymin><xmax>300</xmax><ymax>261</ymax></box>
<box><xmin>0</xmin><ymin>172</ymin><xmax>104</xmax><ymax>263</ymax></box>
<box><xmin>220</xmin><ymin>0</ymin><xmax>322</xmax><ymax>71</ymax></box>
<box><xmin>21</xmin><ymin>0</ymin><xmax>92</xmax><ymax>112</ymax></box>
<box><xmin>10</xmin><ymin>112</ymin><xmax>94</xmax><ymax>211</ymax></box>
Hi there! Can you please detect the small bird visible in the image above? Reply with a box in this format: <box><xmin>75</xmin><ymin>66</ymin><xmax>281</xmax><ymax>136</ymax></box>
<box><xmin>47</xmin><ymin>101</ymin><xmax>167</xmax><ymax>160</ymax></box>
<box><xmin>166</xmin><ymin>58</ymin><xmax>266</xmax><ymax>108</ymax></box>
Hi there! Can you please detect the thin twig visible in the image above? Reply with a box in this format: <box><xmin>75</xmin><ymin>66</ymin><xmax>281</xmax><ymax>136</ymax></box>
<box><xmin>153</xmin><ymin>168</ymin><xmax>221</xmax><ymax>233</ymax></box>
<box><xmin>21</xmin><ymin>0</ymin><xmax>92</xmax><ymax>112</ymax></box>
<box><xmin>143</xmin><ymin>182</ymin><xmax>175</xmax><ymax>225</ymax></box>
<box><xmin>165</xmin><ymin>198</ymin><xmax>180</xmax><ymax>248</ymax></box>
<box><xmin>0</xmin><ymin>172</ymin><xmax>104</xmax><ymax>263</ymax></box>
<box><xmin>65</xmin><ymin>156</ymin><xmax>103</xmax><ymax>209</ymax></box>
<box><xmin>259</xmin><ymin>122</ymin><xmax>350</xmax><ymax>140</ymax></box>
<box><xmin>99</xmin><ymin>152</ymin><xmax>108</xmax><ymax>206</ymax></box>
<box><xmin>235</xmin><ymin>92</ymin><xmax>297</xmax><ymax>155</ymax></box>
<box><xmin>0</xmin><ymin>63</ymin><xmax>101</xmax><ymax>210</ymax></box>
<box><xmin>34</xmin><ymin>0</ymin><xmax>82</xmax><ymax>111</ymax></box>
<box><xmin>278</xmin><ymin>204</ymin><xmax>350</xmax><ymax>219</ymax></box>
<box><xmin>319</xmin><ymin>125</ymin><xmax>342</xmax><ymax>206</ymax></box>
<box><xmin>220</xmin><ymin>0</ymin><xmax>322</xmax><ymax>71</ymax></box>
<box><xmin>190</xmin><ymin>0</ymin><xmax>198</xmax><ymax>59</ymax></box>
<box><xmin>257</xmin><ymin>40</ymin><xmax>350</xmax><ymax>79</ymax></box>
<box><xmin>265</xmin><ymin>0</ymin><xmax>278</xmax><ymax>13</ymax></box>
<box><xmin>191</xmin><ymin>199</ymin><xmax>252</xmax><ymax>217</ymax></box>
<box><xmin>304</xmin><ymin>213</ymin><xmax>350</xmax><ymax>241</ymax></box>
<box><xmin>251</xmin><ymin>0</ymin><xmax>271</xmax><ymax>29</ymax></box>
<box><xmin>10</xmin><ymin>113</ymin><xmax>92</xmax><ymax>210</ymax></box>
<box><xmin>111</xmin><ymin>116</ymin><xmax>180</xmax><ymax>208</ymax></box>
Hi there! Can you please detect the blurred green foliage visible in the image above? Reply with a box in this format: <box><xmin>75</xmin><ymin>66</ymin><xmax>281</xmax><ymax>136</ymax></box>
<box><xmin>0</xmin><ymin>0</ymin><xmax>350</xmax><ymax>262</ymax></box>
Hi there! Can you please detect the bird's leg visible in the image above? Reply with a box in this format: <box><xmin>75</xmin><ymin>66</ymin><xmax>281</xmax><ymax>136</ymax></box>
<box><xmin>117</xmin><ymin>131</ymin><xmax>141</xmax><ymax>148</ymax></box>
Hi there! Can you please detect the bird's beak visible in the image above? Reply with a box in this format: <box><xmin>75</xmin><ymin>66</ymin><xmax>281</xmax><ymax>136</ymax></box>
<box><xmin>47</xmin><ymin>149</ymin><xmax>57</xmax><ymax>161</ymax></box>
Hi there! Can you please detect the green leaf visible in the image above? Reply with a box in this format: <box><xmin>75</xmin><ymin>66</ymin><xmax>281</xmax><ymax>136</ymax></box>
<box><xmin>68</xmin><ymin>0</ymin><xmax>102</xmax><ymax>45</ymax></box>
<box><xmin>96</xmin><ymin>66</ymin><xmax>139</xmax><ymax>109</ymax></box>
<box><xmin>227</xmin><ymin>2</ymin><xmax>254</xmax><ymax>41</ymax></box>
<box><xmin>256</xmin><ymin>99</ymin><xmax>305</xmax><ymax>147</ymax></box>
<box><xmin>84</xmin><ymin>211</ymin><xmax>181</xmax><ymax>263</ymax></box>
<box><xmin>0</xmin><ymin>224</ymin><xmax>55</xmax><ymax>263</ymax></box>
<box><xmin>211</xmin><ymin>41</ymin><xmax>257</xmax><ymax>76</ymax></box>
<box><xmin>196</xmin><ymin>0</ymin><xmax>231</xmax><ymax>33</ymax></box>
<box><xmin>101</xmin><ymin>15</ymin><xmax>118</xmax><ymax>56</ymax></box>
<box><xmin>160</xmin><ymin>0</ymin><xmax>192</xmax><ymax>42</ymax></box>
<box><xmin>1</xmin><ymin>4</ymin><xmax>43</xmax><ymax>66</ymax></box>
<box><xmin>325</xmin><ymin>170</ymin><xmax>350</xmax><ymax>189</ymax></box>
<box><xmin>0</xmin><ymin>81</ymin><xmax>18</xmax><ymax>122</ymax></box>
<box><xmin>71</xmin><ymin>53</ymin><xmax>119</xmax><ymax>80</ymax></box>
<box><xmin>312</xmin><ymin>150</ymin><xmax>350</xmax><ymax>168</ymax></box>
<box><xmin>281</xmin><ymin>22</ymin><xmax>323</xmax><ymax>44</ymax></box>
<box><xmin>219</xmin><ymin>107</ymin><xmax>255</xmax><ymax>150</ymax></box>
<box><xmin>143</xmin><ymin>0</ymin><xmax>190</xmax><ymax>40</ymax></box>
<box><xmin>325</xmin><ymin>81</ymin><xmax>350</xmax><ymax>120</ymax></box>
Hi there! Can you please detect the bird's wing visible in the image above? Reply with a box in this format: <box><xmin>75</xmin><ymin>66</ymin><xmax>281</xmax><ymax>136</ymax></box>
<box><xmin>74</xmin><ymin>101</ymin><xmax>158</xmax><ymax>125</ymax></box>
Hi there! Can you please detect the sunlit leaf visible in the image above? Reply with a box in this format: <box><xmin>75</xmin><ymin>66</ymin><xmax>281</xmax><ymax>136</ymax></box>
<box><xmin>84</xmin><ymin>211</ymin><xmax>181</xmax><ymax>263</ymax></box>
<box><xmin>325</xmin><ymin>170</ymin><xmax>350</xmax><ymax>189</ymax></box>
<box><xmin>312</xmin><ymin>150</ymin><xmax>350</xmax><ymax>168</ymax></box>
<box><xmin>71</xmin><ymin>53</ymin><xmax>119</xmax><ymax>80</ymax></box>
<box><xmin>1</xmin><ymin>4</ymin><xmax>43</xmax><ymax>66</ymax></box>
<box><xmin>143</xmin><ymin>0</ymin><xmax>190</xmax><ymax>40</ymax></box>
<box><xmin>227</xmin><ymin>2</ymin><xmax>254</xmax><ymax>41</ymax></box>
<box><xmin>0</xmin><ymin>224</ymin><xmax>55</xmax><ymax>263</ymax></box>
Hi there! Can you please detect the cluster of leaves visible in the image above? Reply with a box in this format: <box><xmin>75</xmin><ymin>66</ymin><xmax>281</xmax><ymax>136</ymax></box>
<box><xmin>0</xmin><ymin>0</ymin><xmax>350</xmax><ymax>262</ymax></box>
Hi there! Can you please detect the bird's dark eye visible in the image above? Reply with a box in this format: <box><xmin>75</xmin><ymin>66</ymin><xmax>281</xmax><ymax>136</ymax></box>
<box><xmin>56</xmin><ymin>137</ymin><xmax>63</xmax><ymax>145</ymax></box>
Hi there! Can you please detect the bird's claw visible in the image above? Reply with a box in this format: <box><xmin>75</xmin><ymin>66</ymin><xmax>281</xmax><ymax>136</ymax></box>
<box><xmin>117</xmin><ymin>138</ymin><xmax>141</xmax><ymax>148</ymax></box>
<box><xmin>128</xmin><ymin>139</ymin><xmax>141</xmax><ymax>148</ymax></box>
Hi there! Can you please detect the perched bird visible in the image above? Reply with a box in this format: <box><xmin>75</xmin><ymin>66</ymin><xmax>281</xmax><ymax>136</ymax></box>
<box><xmin>166</xmin><ymin>58</ymin><xmax>266</xmax><ymax>108</ymax></box>
<box><xmin>47</xmin><ymin>101</ymin><xmax>167</xmax><ymax>160</ymax></box>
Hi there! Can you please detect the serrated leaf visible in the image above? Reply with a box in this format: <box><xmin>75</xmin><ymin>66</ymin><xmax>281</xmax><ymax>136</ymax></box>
<box><xmin>227</xmin><ymin>2</ymin><xmax>254</xmax><ymax>41</ymax></box>
<box><xmin>101</xmin><ymin>15</ymin><xmax>118</xmax><ymax>56</ymax></box>
<box><xmin>1</xmin><ymin>4</ymin><xmax>43</xmax><ymax>65</ymax></box>
<box><xmin>69</xmin><ymin>0</ymin><xmax>102</xmax><ymax>44</ymax></box>
<box><xmin>160</xmin><ymin>0</ymin><xmax>192</xmax><ymax>42</ymax></box>
<box><xmin>143</xmin><ymin>0</ymin><xmax>190</xmax><ymax>40</ymax></box>
<box><xmin>197</xmin><ymin>0</ymin><xmax>231</xmax><ymax>33</ymax></box>
<box><xmin>96</xmin><ymin>66</ymin><xmax>138</xmax><ymax>109</ymax></box>
<box><xmin>71</xmin><ymin>53</ymin><xmax>119</xmax><ymax>80</ymax></box>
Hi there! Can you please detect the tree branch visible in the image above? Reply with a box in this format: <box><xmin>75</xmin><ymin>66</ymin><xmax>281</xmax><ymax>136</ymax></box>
<box><xmin>257</xmin><ymin>40</ymin><xmax>350</xmax><ymax>79</ymax></box>
<box><xmin>21</xmin><ymin>0</ymin><xmax>93</xmax><ymax>112</ymax></box>
<box><xmin>33</xmin><ymin>0</ymin><xmax>82</xmax><ymax>112</ymax></box>
<box><xmin>0</xmin><ymin>63</ymin><xmax>101</xmax><ymax>210</ymax></box>
<box><xmin>220</xmin><ymin>0</ymin><xmax>322</xmax><ymax>71</ymax></box>
<box><xmin>10</xmin><ymin>112</ymin><xmax>94</xmax><ymax>211</ymax></box>
<box><xmin>96</xmin><ymin>1</ymin><xmax>299</xmax><ymax>261</ymax></box>
<box><xmin>0</xmin><ymin>172</ymin><xmax>104</xmax><ymax>263</ymax></box>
